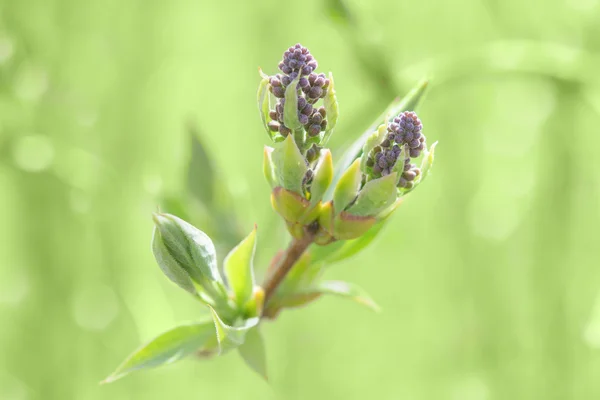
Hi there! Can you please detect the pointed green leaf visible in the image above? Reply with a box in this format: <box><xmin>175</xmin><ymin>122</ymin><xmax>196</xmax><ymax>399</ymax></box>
<box><xmin>309</xmin><ymin>281</ymin><xmax>380</xmax><ymax>312</ymax></box>
<box><xmin>151</xmin><ymin>227</ymin><xmax>197</xmax><ymax>295</ymax></box>
<box><xmin>187</xmin><ymin>128</ymin><xmax>215</xmax><ymax>207</ymax></box>
<box><xmin>257</xmin><ymin>71</ymin><xmax>273</xmax><ymax>139</ymax></box>
<box><xmin>238</xmin><ymin>327</ymin><xmax>268</xmax><ymax>380</ymax></box>
<box><xmin>271</xmin><ymin>186</ymin><xmax>311</xmax><ymax>223</ymax></box>
<box><xmin>271</xmin><ymin>135</ymin><xmax>307</xmax><ymax>195</ymax></box>
<box><xmin>103</xmin><ymin>320</ymin><xmax>216</xmax><ymax>383</ymax></box>
<box><xmin>283</xmin><ymin>75</ymin><xmax>301</xmax><ymax>130</ymax></box>
<box><xmin>332</xmin><ymin>159</ymin><xmax>362</xmax><ymax>213</ymax></box>
<box><xmin>224</xmin><ymin>226</ymin><xmax>257</xmax><ymax>307</ymax></box>
<box><xmin>318</xmin><ymin>219</ymin><xmax>388</xmax><ymax>265</ymax></box>
<box><xmin>263</xmin><ymin>146</ymin><xmax>276</xmax><ymax>188</ymax></box>
<box><xmin>210</xmin><ymin>308</ymin><xmax>259</xmax><ymax>354</ymax></box>
<box><xmin>322</xmin><ymin>72</ymin><xmax>339</xmax><ymax>145</ymax></box>
<box><xmin>310</xmin><ymin>149</ymin><xmax>333</xmax><ymax>206</ymax></box>
<box><xmin>346</xmin><ymin>173</ymin><xmax>398</xmax><ymax>217</ymax></box>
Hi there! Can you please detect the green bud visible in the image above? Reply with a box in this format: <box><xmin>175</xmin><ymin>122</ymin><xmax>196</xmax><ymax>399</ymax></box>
<box><xmin>322</xmin><ymin>72</ymin><xmax>338</xmax><ymax>145</ymax></box>
<box><xmin>271</xmin><ymin>135</ymin><xmax>308</xmax><ymax>196</ymax></box>
<box><xmin>224</xmin><ymin>226</ymin><xmax>257</xmax><ymax>308</ymax></box>
<box><xmin>346</xmin><ymin>172</ymin><xmax>398</xmax><ymax>217</ymax></box>
<box><xmin>152</xmin><ymin>213</ymin><xmax>225</xmax><ymax>300</ymax></box>
<box><xmin>332</xmin><ymin>158</ymin><xmax>362</xmax><ymax>213</ymax></box>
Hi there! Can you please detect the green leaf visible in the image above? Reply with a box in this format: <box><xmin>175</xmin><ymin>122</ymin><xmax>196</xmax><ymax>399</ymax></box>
<box><xmin>332</xmin><ymin>159</ymin><xmax>362</xmax><ymax>213</ymax></box>
<box><xmin>274</xmin><ymin>281</ymin><xmax>380</xmax><ymax>313</ymax></box>
<box><xmin>257</xmin><ymin>71</ymin><xmax>273</xmax><ymax>139</ymax></box>
<box><xmin>327</xmin><ymin>79</ymin><xmax>429</xmax><ymax>200</ymax></box>
<box><xmin>186</xmin><ymin>128</ymin><xmax>215</xmax><ymax>207</ymax></box>
<box><xmin>151</xmin><ymin>227</ymin><xmax>197</xmax><ymax>295</ymax></box>
<box><xmin>309</xmin><ymin>149</ymin><xmax>333</xmax><ymax>206</ymax></box>
<box><xmin>103</xmin><ymin>320</ymin><xmax>216</xmax><ymax>383</ymax></box>
<box><xmin>263</xmin><ymin>146</ymin><xmax>276</xmax><ymax>188</ymax></box>
<box><xmin>322</xmin><ymin>72</ymin><xmax>339</xmax><ymax>145</ymax></box>
<box><xmin>271</xmin><ymin>135</ymin><xmax>307</xmax><ymax>195</ymax></box>
<box><xmin>238</xmin><ymin>327</ymin><xmax>268</xmax><ymax>380</ymax></box>
<box><xmin>319</xmin><ymin>219</ymin><xmax>388</xmax><ymax>265</ymax></box>
<box><xmin>346</xmin><ymin>173</ymin><xmax>398</xmax><ymax>217</ymax></box>
<box><xmin>210</xmin><ymin>308</ymin><xmax>259</xmax><ymax>354</ymax></box>
<box><xmin>310</xmin><ymin>281</ymin><xmax>380</xmax><ymax>312</ymax></box>
<box><xmin>283</xmin><ymin>76</ymin><xmax>301</xmax><ymax>130</ymax></box>
<box><xmin>224</xmin><ymin>226</ymin><xmax>257</xmax><ymax>308</ymax></box>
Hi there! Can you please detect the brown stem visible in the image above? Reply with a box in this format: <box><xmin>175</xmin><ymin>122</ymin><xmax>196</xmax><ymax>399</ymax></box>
<box><xmin>262</xmin><ymin>226</ymin><xmax>317</xmax><ymax>308</ymax></box>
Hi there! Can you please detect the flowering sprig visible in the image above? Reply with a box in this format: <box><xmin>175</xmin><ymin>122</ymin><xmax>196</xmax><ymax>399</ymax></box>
<box><xmin>105</xmin><ymin>44</ymin><xmax>437</xmax><ymax>383</ymax></box>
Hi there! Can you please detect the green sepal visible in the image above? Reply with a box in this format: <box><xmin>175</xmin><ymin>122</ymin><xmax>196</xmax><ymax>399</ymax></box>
<box><xmin>102</xmin><ymin>320</ymin><xmax>216</xmax><ymax>383</ymax></box>
<box><xmin>243</xmin><ymin>286</ymin><xmax>265</xmax><ymax>318</ymax></box>
<box><xmin>283</xmin><ymin>75</ymin><xmax>302</xmax><ymax>130</ymax></box>
<box><xmin>263</xmin><ymin>146</ymin><xmax>276</xmax><ymax>188</ymax></box>
<box><xmin>257</xmin><ymin>70</ymin><xmax>273</xmax><ymax>140</ymax></box>
<box><xmin>332</xmin><ymin>159</ymin><xmax>362</xmax><ymax>213</ymax></box>
<box><xmin>238</xmin><ymin>327</ymin><xmax>268</xmax><ymax>380</ymax></box>
<box><xmin>271</xmin><ymin>135</ymin><xmax>307</xmax><ymax>195</ymax></box>
<box><xmin>322</xmin><ymin>72</ymin><xmax>338</xmax><ymax>145</ymax></box>
<box><xmin>318</xmin><ymin>201</ymin><xmax>335</xmax><ymax>236</ymax></box>
<box><xmin>333</xmin><ymin>211</ymin><xmax>377</xmax><ymax>240</ymax></box>
<box><xmin>309</xmin><ymin>149</ymin><xmax>333</xmax><ymax>206</ymax></box>
<box><xmin>346</xmin><ymin>172</ymin><xmax>398</xmax><ymax>217</ymax></box>
<box><xmin>210</xmin><ymin>307</ymin><xmax>259</xmax><ymax>355</ymax></box>
<box><xmin>223</xmin><ymin>226</ymin><xmax>257</xmax><ymax>308</ymax></box>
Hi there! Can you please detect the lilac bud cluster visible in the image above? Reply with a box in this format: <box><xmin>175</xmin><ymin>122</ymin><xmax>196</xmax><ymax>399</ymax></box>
<box><xmin>266</xmin><ymin>44</ymin><xmax>330</xmax><ymax>140</ymax></box>
<box><xmin>365</xmin><ymin>111</ymin><xmax>427</xmax><ymax>188</ymax></box>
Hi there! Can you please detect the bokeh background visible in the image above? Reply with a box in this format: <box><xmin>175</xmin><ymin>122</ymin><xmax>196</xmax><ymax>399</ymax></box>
<box><xmin>2</xmin><ymin>0</ymin><xmax>600</xmax><ymax>398</ymax></box>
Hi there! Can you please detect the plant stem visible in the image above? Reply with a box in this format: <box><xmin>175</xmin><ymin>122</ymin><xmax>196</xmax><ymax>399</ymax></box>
<box><xmin>262</xmin><ymin>226</ymin><xmax>317</xmax><ymax>308</ymax></box>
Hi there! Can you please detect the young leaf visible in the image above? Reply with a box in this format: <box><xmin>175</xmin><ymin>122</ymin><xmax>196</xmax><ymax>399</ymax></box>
<box><xmin>263</xmin><ymin>146</ymin><xmax>276</xmax><ymax>188</ymax></box>
<box><xmin>238</xmin><ymin>327</ymin><xmax>268</xmax><ymax>380</ymax></box>
<box><xmin>187</xmin><ymin>128</ymin><xmax>215</xmax><ymax>207</ymax></box>
<box><xmin>322</xmin><ymin>72</ymin><xmax>339</xmax><ymax>145</ymax></box>
<box><xmin>210</xmin><ymin>308</ymin><xmax>259</xmax><ymax>354</ymax></box>
<box><xmin>273</xmin><ymin>281</ymin><xmax>380</xmax><ymax>313</ymax></box>
<box><xmin>151</xmin><ymin>227</ymin><xmax>197</xmax><ymax>295</ymax></box>
<box><xmin>283</xmin><ymin>76</ymin><xmax>302</xmax><ymax>130</ymax></box>
<box><xmin>257</xmin><ymin>72</ymin><xmax>273</xmax><ymax>139</ymax></box>
<box><xmin>224</xmin><ymin>226</ymin><xmax>257</xmax><ymax>308</ymax></box>
<box><xmin>271</xmin><ymin>135</ymin><xmax>308</xmax><ymax>195</ymax></box>
<box><xmin>103</xmin><ymin>320</ymin><xmax>216</xmax><ymax>383</ymax></box>
<box><xmin>309</xmin><ymin>149</ymin><xmax>333</xmax><ymax>206</ymax></box>
<box><xmin>332</xmin><ymin>159</ymin><xmax>362</xmax><ymax>213</ymax></box>
<box><xmin>345</xmin><ymin>173</ymin><xmax>398</xmax><ymax>217</ymax></box>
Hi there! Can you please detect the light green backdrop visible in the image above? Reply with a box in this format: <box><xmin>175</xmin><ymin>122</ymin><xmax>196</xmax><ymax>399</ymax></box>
<box><xmin>1</xmin><ymin>0</ymin><xmax>600</xmax><ymax>398</ymax></box>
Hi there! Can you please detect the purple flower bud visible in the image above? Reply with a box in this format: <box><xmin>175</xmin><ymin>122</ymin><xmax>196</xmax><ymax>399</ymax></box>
<box><xmin>272</xmin><ymin>86</ymin><xmax>285</xmax><ymax>98</ymax></box>
<box><xmin>299</xmin><ymin>77</ymin><xmax>309</xmax><ymax>88</ymax></box>
<box><xmin>311</xmin><ymin>112</ymin><xmax>323</xmax><ymax>124</ymax></box>
<box><xmin>382</xmin><ymin>168</ymin><xmax>391</xmax><ymax>176</ymax></box>
<box><xmin>373</xmin><ymin>164</ymin><xmax>382</xmax><ymax>175</ymax></box>
<box><xmin>378</xmin><ymin>158</ymin><xmax>387</xmax><ymax>169</ymax></box>
<box><xmin>320</xmin><ymin>120</ymin><xmax>327</xmax><ymax>130</ymax></box>
<box><xmin>381</xmin><ymin>139</ymin><xmax>391</xmax><ymax>148</ymax></box>
<box><xmin>298</xmin><ymin>97</ymin><xmax>307</xmax><ymax>109</ymax></box>
<box><xmin>281</xmin><ymin>76</ymin><xmax>291</xmax><ymax>86</ymax></box>
<box><xmin>269</xmin><ymin>111</ymin><xmax>278</xmax><ymax>120</ymax></box>
<box><xmin>301</xmin><ymin>104</ymin><xmax>313</xmax><ymax>115</ymax></box>
<box><xmin>308</xmin><ymin>86</ymin><xmax>323</xmax><ymax>99</ymax></box>
<box><xmin>299</xmin><ymin>113</ymin><xmax>309</xmax><ymax>125</ymax></box>
<box><xmin>318</xmin><ymin>107</ymin><xmax>326</xmax><ymax>117</ymax></box>
<box><xmin>366</xmin><ymin>157</ymin><xmax>375</xmax><ymax>167</ymax></box>
<box><xmin>308</xmin><ymin>124</ymin><xmax>321</xmax><ymax>137</ymax></box>
<box><xmin>268</xmin><ymin>121</ymin><xmax>280</xmax><ymax>132</ymax></box>
<box><xmin>409</xmin><ymin>148</ymin><xmax>421</xmax><ymax>158</ymax></box>
<box><xmin>409</xmin><ymin>139</ymin><xmax>420</xmax><ymax>148</ymax></box>
<box><xmin>403</xmin><ymin>170</ymin><xmax>417</xmax><ymax>181</ymax></box>
<box><xmin>279</xmin><ymin>124</ymin><xmax>291</xmax><ymax>136</ymax></box>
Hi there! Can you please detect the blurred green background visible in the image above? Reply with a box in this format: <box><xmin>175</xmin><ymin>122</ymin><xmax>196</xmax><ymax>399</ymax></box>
<box><xmin>2</xmin><ymin>0</ymin><xmax>600</xmax><ymax>398</ymax></box>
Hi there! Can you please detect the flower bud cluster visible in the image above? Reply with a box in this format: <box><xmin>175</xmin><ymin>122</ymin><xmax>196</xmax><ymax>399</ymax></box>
<box><xmin>267</xmin><ymin>44</ymin><xmax>330</xmax><ymax>141</ymax></box>
<box><xmin>365</xmin><ymin>111</ymin><xmax>426</xmax><ymax>188</ymax></box>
